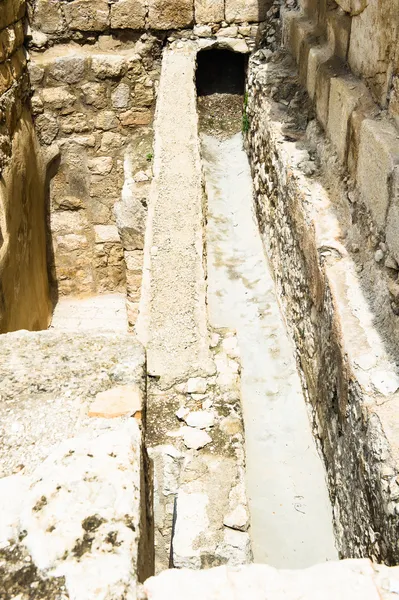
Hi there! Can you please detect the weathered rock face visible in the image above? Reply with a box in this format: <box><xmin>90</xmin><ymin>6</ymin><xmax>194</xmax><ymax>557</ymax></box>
<box><xmin>0</xmin><ymin>330</ymin><xmax>153</xmax><ymax>599</ymax></box>
<box><xmin>0</xmin><ymin>0</ymin><xmax>51</xmax><ymax>333</ymax></box>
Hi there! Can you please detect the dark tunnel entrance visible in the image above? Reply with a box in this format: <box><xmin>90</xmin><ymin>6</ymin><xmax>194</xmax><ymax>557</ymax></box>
<box><xmin>196</xmin><ymin>49</ymin><xmax>248</xmax><ymax>96</ymax></box>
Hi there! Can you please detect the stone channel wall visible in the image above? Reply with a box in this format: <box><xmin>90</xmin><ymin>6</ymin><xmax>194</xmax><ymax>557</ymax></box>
<box><xmin>0</xmin><ymin>0</ymin><xmax>51</xmax><ymax>332</ymax></box>
<box><xmin>246</xmin><ymin>50</ymin><xmax>399</xmax><ymax>564</ymax></box>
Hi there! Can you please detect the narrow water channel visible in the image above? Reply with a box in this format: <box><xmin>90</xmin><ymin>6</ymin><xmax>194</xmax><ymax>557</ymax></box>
<box><xmin>198</xmin><ymin>65</ymin><xmax>337</xmax><ymax>565</ymax></box>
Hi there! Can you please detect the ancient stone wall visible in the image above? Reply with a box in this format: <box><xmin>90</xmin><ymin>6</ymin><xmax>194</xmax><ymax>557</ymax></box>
<box><xmin>282</xmin><ymin>0</ymin><xmax>399</xmax><ymax>331</ymax></box>
<box><xmin>29</xmin><ymin>39</ymin><xmax>160</xmax><ymax>324</ymax></box>
<box><xmin>0</xmin><ymin>0</ymin><xmax>51</xmax><ymax>332</ymax></box>
<box><xmin>27</xmin><ymin>0</ymin><xmax>271</xmax><ymax>46</ymax></box>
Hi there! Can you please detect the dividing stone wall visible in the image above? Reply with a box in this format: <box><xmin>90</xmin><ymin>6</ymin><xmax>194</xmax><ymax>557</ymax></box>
<box><xmin>0</xmin><ymin>0</ymin><xmax>51</xmax><ymax>332</ymax></box>
<box><xmin>29</xmin><ymin>38</ymin><xmax>160</xmax><ymax>325</ymax></box>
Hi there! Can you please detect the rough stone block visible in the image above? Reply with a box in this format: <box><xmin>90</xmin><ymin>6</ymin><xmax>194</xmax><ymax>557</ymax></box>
<box><xmin>357</xmin><ymin>119</ymin><xmax>399</xmax><ymax>231</ymax></box>
<box><xmin>0</xmin><ymin>21</ymin><xmax>24</xmax><ymax>63</ymax></box>
<box><xmin>41</xmin><ymin>87</ymin><xmax>76</xmax><ymax>111</ymax></box>
<box><xmin>194</xmin><ymin>0</ymin><xmax>224</xmax><ymax>24</ymax></box>
<box><xmin>348</xmin><ymin>0</ymin><xmax>397</xmax><ymax>106</ymax></box>
<box><xmin>91</xmin><ymin>54</ymin><xmax>126</xmax><ymax>79</ymax></box>
<box><xmin>32</xmin><ymin>0</ymin><xmax>63</xmax><ymax>34</ymax></box>
<box><xmin>327</xmin><ymin>75</ymin><xmax>368</xmax><ymax>164</ymax></box>
<box><xmin>50</xmin><ymin>55</ymin><xmax>86</xmax><ymax>84</ymax></box>
<box><xmin>326</xmin><ymin>8</ymin><xmax>351</xmax><ymax>60</ymax></box>
<box><xmin>315</xmin><ymin>57</ymin><xmax>346</xmax><ymax>130</ymax></box>
<box><xmin>110</xmin><ymin>0</ymin><xmax>146</xmax><ymax>29</ymax></box>
<box><xmin>147</xmin><ymin>0</ymin><xmax>194</xmax><ymax>30</ymax></box>
<box><xmin>114</xmin><ymin>198</ymin><xmax>146</xmax><ymax>250</ymax></box>
<box><xmin>225</xmin><ymin>0</ymin><xmax>270</xmax><ymax>23</ymax></box>
<box><xmin>81</xmin><ymin>81</ymin><xmax>108</xmax><ymax>109</ymax></box>
<box><xmin>94</xmin><ymin>224</ymin><xmax>121</xmax><ymax>243</ymax></box>
<box><xmin>306</xmin><ymin>43</ymin><xmax>333</xmax><ymax>101</ymax></box>
<box><xmin>63</xmin><ymin>0</ymin><xmax>110</xmax><ymax>31</ymax></box>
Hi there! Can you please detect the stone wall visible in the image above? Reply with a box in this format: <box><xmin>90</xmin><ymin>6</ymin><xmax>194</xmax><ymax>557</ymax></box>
<box><xmin>29</xmin><ymin>38</ymin><xmax>161</xmax><ymax>325</ymax></box>
<box><xmin>28</xmin><ymin>0</ymin><xmax>272</xmax><ymax>46</ymax></box>
<box><xmin>282</xmin><ymin>0</ymin><xmax>399</xmax><ymax>329</ymax></box>
<box><xmin>246</xmin><ymin>50</ymin><xmax>399</xmax><ymax>564</ymax></box>
<box><xmin>0</xmin><ymin>0</ymin><xmax>51</xmax><ymax>332</ymax></box>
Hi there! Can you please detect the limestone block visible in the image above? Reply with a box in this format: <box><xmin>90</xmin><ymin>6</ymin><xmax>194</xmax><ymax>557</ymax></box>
<box><xmin>0</xmin><ymin>421</ymin><xmax>153</xmax><ymax>596</ymax></box>
<box><xmin>94</xmin><ymin>224</ymin><xmax>121</xmax><ymax>243</ymax></box>
<box><xmin>95</xmin><ymin>110</ymin><xmax>119</xmax><ymax>130</ymax></box>
<box><xmin>327</xmin><ymin>75</ymin><xmax>367</xmax><ymax>164</ymax></box>
<box><xmin>88</xmin><ymin>156</ymin><xmax>113</xmax><ymax>175</ymax></box>
<box><xmin>112</xmin><ymin>82</ymin><xmax>131</xmax><ymax>108</ymax></box>
<box><xmin>357</xmin><ymin>119</ymin><xmax>399</xmax><ymax>231</ymax></box>
<box><xmin>110</xmin><ymin>0</ymin><xmax>146</xmax><ymax>29</ymax></box>
<box><xmin>147</xmin><ymin>0</ymin><xmax>194</xmax><ymax>30</ymax></box>
<box><xmin>225</xmin><ymin>0</ymin><xmax>270</xmax><ymax>23</ymax></box>
<box><xmin>81</xmin><ymin>81</ymin><xmax>108</xmax><ymax>109</ymax></box>
<box><xmin>41</xmin><ymin>87</ymin><xmax>75</xmax><ymax>111</ymax></box>
<box><xmin>194</xmin><ymin>0</ymin><xmax>224</xmax><ymax>24</ymax></box>
<box><xmin>119</xmin><ymin>109</ymin><xmax>152</xmax><ymax>126</ymax></box>
<box><xmin>33</xmin><ymin>0</ymin><xmax>63</xmax><ymax>34</ymax></box>
<box><xmin>114</xmin><ymin>198</ymin><xmax>146</xmax><ymax>250</ymax></box>
<box><xmin>35</xmin><ymin>113</ymin><xmax>59</xmax><ymax>144</ymax></box>
<box><xmin>63</xmin><ymin>0</ymin><xmax>110</xmax><ymax>32</ymax></box>
<box><xmin>348</xmin><ymin>0</ymin><xmax>398</xmax><ymax>106</ymax></box>
<box><xmin>50</xmin><ymin>56</ymin><xmax>86</xmax><ymax>84</ymax></box>
<box><xmin>326</xmin><ymin>8</ymin><xmax>351</xmax><ymax>60</ymax></box>
<box><xmin>100</xmin><ymin>131</ymin><xmax>125</xmax><ymax>152</ymax></box>
<box><xmin>60</xmin><ymin>113</ymin><xmax>90</xmax><ymax>134</ymax></box>
<box><xmin>335</xmin><ymin>0</ymin><xmax>367</xmax><ymax>14</ymax></box>
<box><xmin>306</xmin><ymin>43</ymin><xmax>333</xmax><ymax>101</ymax></box>
<box><xmin>92</xmin><ymin>54</ymin><xmax>126</xmax><ymax>79</ymax></box>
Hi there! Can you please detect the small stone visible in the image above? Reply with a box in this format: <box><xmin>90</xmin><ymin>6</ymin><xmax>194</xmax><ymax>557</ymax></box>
<box><xmin>88</xmin><ymin>384</ymin><xmax>142</xmax><ymax>418</ymax></box>
<box><xmin>112</xmin><ymin>82</ymin><xmax>130</xmax><ymax>109</ymax></box>
<box><xmin>385</xmin><ymin>256</ymin><xmax>399</xmax><ymax>270</ymax></box>
<box><xmin>134</xmin><ymin>171</ymin><xmax>149</xmax><ymax>182</ymax></box>
<box><xmin>375</xmin><ymin>249</ymin><xmax>385</xmax><ymax>263</ymax></box>
<box><xmin>176</xmin><ymin>407</ymin><xmax>189</xmax><ymax>421</ymax></box>
<box><xmin>222</xmin><ymin>336</ymin><xmax>240</xmax><ymax>359</ymax></box>
<box><xmin>223</xmin><ymin>504</ymin><xmax>249</xmax><ymax>531</ymax></box>
<box><xmin>88</xmin><ymin>156</ymin><xmax>113</xmax><ymax>175</ymax></box>
<box><xmin>182</xmin><ymin>427</ymin><xmax>211</xmax><ymax>450</ymax></box>
<box><xmin>371</xmin><ymin>370</ymin><xmax>399</xmax><ymax>396</ymax></box>
<box><xmin>187</xmin><ymin>377</ymin><xmax>208</xmax><ymax>394</ymax></box>
<box><xmin>184</xmin><ymin>411</ymin><xmax>214</xmax><ymax>429</ymax></box>
<box><xmin>210</xmin><ymin>333</ymin><xmax>220</xmax><ymax>348</ymax></box>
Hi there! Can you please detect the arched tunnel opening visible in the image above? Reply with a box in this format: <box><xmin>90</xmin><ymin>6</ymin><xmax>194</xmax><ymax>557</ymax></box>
<box><xmin>196</xmin><ymin>48</ymin><xmax>249</xmax><ymax>138</ymax></box>
<box><xmin>196</xmin><ymin>48</ymin><xmax>248</xmax><ymax>96</ymax></box>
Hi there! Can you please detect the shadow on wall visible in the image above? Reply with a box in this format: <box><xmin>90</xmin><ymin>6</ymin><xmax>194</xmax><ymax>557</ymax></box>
<box><xmin>44</xmin><ymin>151</ymin><xmax>61</xmax><ymax>310</ymax></box>
<box><xmin>0</xmin><ymin>109</ymin><xmax>52</xmax><ymax>333</ymax></box>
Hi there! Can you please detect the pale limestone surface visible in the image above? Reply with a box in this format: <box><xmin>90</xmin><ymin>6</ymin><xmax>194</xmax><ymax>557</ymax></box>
<box><xmin>143</xmin><ymin>559</ymin><xmax>399</xmax><ymax>600</ymax></box>
<box><xmin>137</xmin><ymin>45</ymin><xmax>214</xmax><ymax>384</ymax></box>
<box><xmin>50</xmin><ymin>293</ymin><xmax>128</xmax><ymax>332</ymax></box>
<box><xmin>202</xmin><ymin>132</ymin><xmax>337</xmax><ymax>567</ymax></box>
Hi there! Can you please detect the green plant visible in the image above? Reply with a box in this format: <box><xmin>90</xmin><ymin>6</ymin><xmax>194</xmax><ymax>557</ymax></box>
<box><xmin>146</xmin><ymin>152</ymin><xmax>153</xmax><ymax>162</ymax></box>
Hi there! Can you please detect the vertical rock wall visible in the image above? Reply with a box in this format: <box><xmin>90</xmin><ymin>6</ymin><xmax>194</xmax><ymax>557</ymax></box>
<box><xmin>0</xmin><ymin>0</ymin><xmax>51</xmax><ymax>332</ymax></box>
